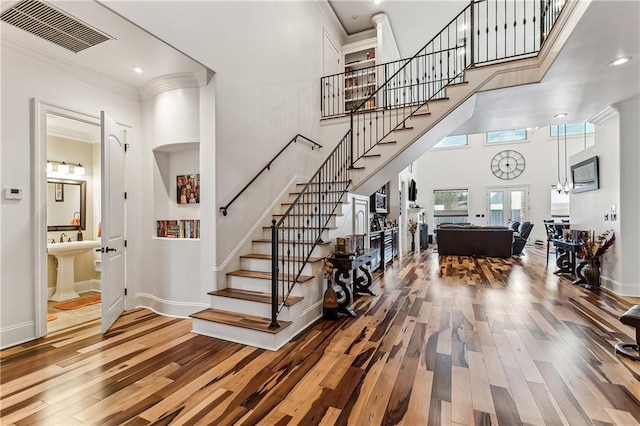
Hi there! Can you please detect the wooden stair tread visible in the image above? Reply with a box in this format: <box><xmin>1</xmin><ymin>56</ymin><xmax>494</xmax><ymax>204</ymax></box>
<box><xmin>272</xmin><ymin>213</ymin><xmax>337</xmax><ymax>218</ymax></box>
<box><xmin>190</xmin><ymin>308</ymin><xmax>291</xmax><ymax>334</ymax></box>
<box><xmin>253</xmin><ymin>238</ymin><xmax>330</xmax><ymax>246</ymax></box>
<box><xmin>263</xmin><ymin>225</ymin><xmax>338</xmax><ymax>230</ymax></box>
<box><xmin>412</xmin><ymin>110</ymin><xmax>431</xmax><ymax>117</ymax></box>
<box><xmin>378</xmin><ymin>140</ymin><xmax>397</xmax><ymax>145</ymax></box>
<box><xmin>227</xmin><ymin>269</ymin><xmax>315</xmax><ymax>283</ymax></box>
<box><xmin>295</xmin><ymin>181</ymin><xmax>350</xmax><ymax>186</ymax></box>
<box><xmin>240</xmin><ymin>253</ymin><xmax>323</xmax><ymax>263</ymax></box>
<box><xmin>362</xmin><ymin>153</ymin><xmax>382</xmax><ymax>158</ymax></box>
<box><xmin>208</xmin><ymin>288</ymin><xmax>304</xmax><ymax>306</ymax></box>
<box><xmin>393</xmin><ymin>126</ymin><xmax>414</xmax><ymax>132</ymax></box>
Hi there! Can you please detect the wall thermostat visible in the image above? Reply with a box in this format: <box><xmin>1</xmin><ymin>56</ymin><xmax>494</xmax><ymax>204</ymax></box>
<box><xmin>4</xmin><ymin>188</ymin><xmax>23</xmax><ymax>200</ymax></box>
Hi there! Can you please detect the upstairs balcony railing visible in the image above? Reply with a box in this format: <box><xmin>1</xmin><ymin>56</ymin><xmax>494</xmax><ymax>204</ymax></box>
<box><xmin>270</xmin><ymin>0</ymin><xmax>567</xmax><ymax>329</ymax></box>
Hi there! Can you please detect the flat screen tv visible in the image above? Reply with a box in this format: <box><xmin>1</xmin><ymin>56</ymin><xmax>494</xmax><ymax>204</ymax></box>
<box><xmin>408</xmin><ymin>179</ymin><xmax>417</xmax><ymax>202</ymax></box>
<box><xmin>571</xmin><ymin>156</ymin><xmax>599</xmax><ymax>193</ymax></box>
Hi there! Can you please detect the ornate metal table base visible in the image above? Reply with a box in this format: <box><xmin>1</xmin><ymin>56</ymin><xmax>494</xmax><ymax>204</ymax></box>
<box><xmin>330</xmin><ymin>249</ymin><xmax>378</xmax><ymax>317</ymax></box>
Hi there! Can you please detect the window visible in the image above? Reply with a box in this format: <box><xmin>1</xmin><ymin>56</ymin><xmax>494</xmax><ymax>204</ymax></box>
<box><xmin>486</xmin><ymin>129</ymin><xmax>527</xmax><ymax>143</ymax></box>
<box><xmin>433</xmin><ymin>134</ymin><xmax>467</xmax><ymax>149</ymax></box>
<box><xmin>550</xmin><ymin>122</ymin><xmax>595</xmax><ymax>137</ymax></box>
<box><xmin>550</xmin><ymin>185</ymin><xmax>570</xmax><ymax>217</ymax></box>
<box><xmin>433</xmin><ymin>189</ymin><xmax>468</xmax><ymax>226</ymax></box>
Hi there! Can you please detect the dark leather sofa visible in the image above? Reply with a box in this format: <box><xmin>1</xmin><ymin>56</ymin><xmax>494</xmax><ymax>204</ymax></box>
<box><xmin>436</xmin><ymin>224</ymin><xmax>514</xmax><ymax>258</ymax></box>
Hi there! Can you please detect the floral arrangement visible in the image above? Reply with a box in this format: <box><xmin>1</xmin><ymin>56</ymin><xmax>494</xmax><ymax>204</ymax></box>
<box><xmin>322</xmin><ymin>257</ymin><xmax>334</xmax><ymax>280</ymax></box>
<box><xmin>578</xmin><ymin>229</ymin><xmax>616</xmax><ymax>261</ymax></box>
<box><xmin>408</xmin><ymin>218</ymin><xmax>418</xmax><ymax>235</ymax></box>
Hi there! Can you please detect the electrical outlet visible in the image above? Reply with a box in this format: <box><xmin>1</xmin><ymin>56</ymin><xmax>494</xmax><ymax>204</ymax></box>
<box><xmin>604</xmin><ymin>214</ymin><xmax>609</xmax><ymax>221</ymax></box>
<box><xmin>611</xmin><ymin>212</ymin><xmax>617</xmax><ymax>221</ymax></box>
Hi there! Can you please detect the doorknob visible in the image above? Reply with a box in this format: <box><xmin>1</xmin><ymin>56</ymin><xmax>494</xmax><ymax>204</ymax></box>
<box><xmin>105</xmin><ymin>247</ymin><xmax>117</xmax><ymax>252</ymax></box>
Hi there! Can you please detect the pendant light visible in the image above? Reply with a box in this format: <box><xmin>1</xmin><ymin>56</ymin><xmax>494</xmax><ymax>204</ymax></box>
<box><xmin>556</xmin><ymin>125</ymin><xmax>563</xmax><ymax>193</ymax></box>
<box><xmin>562</xmin><ymin>124</ymin><xmax>571</xmax><ymax>194</ymax></box>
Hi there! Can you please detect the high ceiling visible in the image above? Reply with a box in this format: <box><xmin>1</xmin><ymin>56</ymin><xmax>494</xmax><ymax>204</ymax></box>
<box><xmin>2</xmin><ymin>0</ymin><xmax>638</xmax><ymax>136</ymax></box>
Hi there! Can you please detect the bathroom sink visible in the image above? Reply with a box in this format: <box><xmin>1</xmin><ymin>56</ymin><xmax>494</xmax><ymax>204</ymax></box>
<box><xmin>47</xmin><ymin>240</ymin><xmax>101</xmax><ymax>302</ymax></box>
<box><xmin>47</xmin><ymin>240</ymin><xmax>101</xmax><ymax>257</ymax></box>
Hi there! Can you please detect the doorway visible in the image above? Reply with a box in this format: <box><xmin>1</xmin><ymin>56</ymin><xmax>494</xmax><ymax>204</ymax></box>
<box><xmin>486</xmin><ymin>186</ymin><xmax>529</xmax><ymax>226</ymax></box>
<box><xmin>33</xmin><ymin>101</ymin><xmax>109</xmax><ymax>338</ymax></box>
<box><xmin>45</xmin><ymin>112</ymin><xmax>102</xmax><ymax>333</ymax></box>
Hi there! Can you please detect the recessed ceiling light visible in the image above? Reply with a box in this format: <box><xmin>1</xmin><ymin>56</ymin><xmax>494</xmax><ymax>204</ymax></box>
<box><xmin>554</xmin><ymin>113</ymin><xmax>568</xmax><ymax>118</ymax></box>
<box><xmin>608</xmin><ymin>56</ymin><xmax>631</xmax><ymax>67</ymax></box>
<box><xmin>374</xmin><ymin>0</ymin><xmax>382</xmax><ymax>4</ymax></box>
<box><xmin>352</xmin><ymin>15</ymin><xmax>358</xmax><ymax>20</ymax></box>
<box><xmin>132</xmin><ymin>65</ymin><xmax>144</xmax><ymax>74</ymax></box>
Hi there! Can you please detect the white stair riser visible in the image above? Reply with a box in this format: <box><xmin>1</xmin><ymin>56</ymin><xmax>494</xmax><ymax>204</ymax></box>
<box><xmin>263</xmin><ymin>228</ymin><xmax>331</xmax><ymax>241</ymax></box>
<box><xmin>192</xmin><ymin>318</ymin><xmax>291</xmax><ymax>351</ymax></box>
<box><xmin>209</xmin><ymin>295</ymin><xmax>304</xmax><ymax>322</ymax></box>
<box><xmin>251</xmin><ymin>241</ymin><xmax>332</xmax><ymax>257</ymax></box>
<box><xmin>240</xmin><ymin>257</ymin><xmax>314</xmax><ymax>275</ymax></box>
<box><xmin>227</xmin><ymin>275</ymin><xmax>307</xmax><ymax>297</ymax></box>
<box><xmin>280</xmin><ymin>203</ymin><xmax>346</xmax><ymax>216</ymax></box>
<box><xmin>273</xmin><ymin>216</ymin><xmax>337</xmax><ymax>228</ymax></box>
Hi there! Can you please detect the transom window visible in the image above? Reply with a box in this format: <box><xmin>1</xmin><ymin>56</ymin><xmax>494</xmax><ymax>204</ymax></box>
<box><xmin>486</xmin><ymin>129</ymin><xmax>527</xmax><ymax>143</ymax></box>
<box><xmin>550</xmin><ymin>122</ymin><xmax>595</xmax><ymax>137</ymax></box>
<box><xmin>433</xmin><ymin>134</ymin><xmax>468</xmax><ymax>149</ymax></box>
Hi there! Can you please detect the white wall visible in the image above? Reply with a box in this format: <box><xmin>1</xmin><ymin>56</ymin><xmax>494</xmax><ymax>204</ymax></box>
<box><xmin>0</xmin><ymin>47</ymin><xmax>141</xmax><ymax>348</ymax></box>
<box><xmin>571</xmin><ymin>98</ymin><xmax>640</xmax><ymax>296</ymax></box>
<box><xmin>414</xmin><ymin>127</ymin><xmax>594</xmax><ymax>245</ymax></box>
<box><xmin>104</xmin><ymin>1</ymin><xmax>343</xmax><ymax>286</ymax></box>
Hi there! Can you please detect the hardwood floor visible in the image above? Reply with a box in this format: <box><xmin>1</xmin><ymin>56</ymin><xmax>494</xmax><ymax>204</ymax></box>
<box><xmin>2</xmin><ymin>246</ymin><xmax>639</xmax><ymax>425</ymax></box>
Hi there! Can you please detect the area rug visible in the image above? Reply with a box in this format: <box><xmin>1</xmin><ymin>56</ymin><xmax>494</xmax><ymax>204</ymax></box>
<box><xmin>47</xmin><ymin>314</ymin><xmax>57</xmax><ymax>321</ymax></box>
<box><xmin>52</xmin><ymin>294</ymin><xmax>101</xmax><ymax>310</ymax></box>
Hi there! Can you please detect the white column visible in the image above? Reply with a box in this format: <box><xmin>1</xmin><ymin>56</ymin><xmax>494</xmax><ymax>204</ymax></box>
<box><xmin>615</xmin><ymin>97</ymin><xmax>640</xmax><ymax>294</ymax></box>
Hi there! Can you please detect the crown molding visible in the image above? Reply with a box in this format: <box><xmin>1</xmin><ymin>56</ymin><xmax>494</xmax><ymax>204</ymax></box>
<box><xmin>314</xmin><ymin>0</ymin><xmax>348</xmax><ymax>44</ymax></box>
<box><xmin>2</xmin><ymin>34</ymin><xmax>140</xmax><ymax>100</ymax></box>
<box><xmin>589</xmin><ymin>106</ymin><xmax>617</xmax><ymax>125</ymax></box>
<box><xmin>138</xmin><ymin>69</ymin><xmax>212</xmax><ymax>101</ymax></box>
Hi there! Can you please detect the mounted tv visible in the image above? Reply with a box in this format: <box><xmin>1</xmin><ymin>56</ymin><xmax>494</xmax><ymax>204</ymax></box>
<box><xmin>571</xmin><ymin>156</ymin><xmax>599</xmax><ymax>193</ymax></box>
<box><xmin>408</xmin><ymin>179</ymin><xmax>417</xmax><ymax>202</ymax></box>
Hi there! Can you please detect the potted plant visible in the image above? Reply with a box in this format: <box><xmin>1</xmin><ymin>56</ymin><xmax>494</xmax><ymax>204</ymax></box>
<box><xmin>577</xmin><ymin>229</ymin><xmax>615</xmax><ymax>290</ymax></box>
<box><xmin>408</xmin><ymin>218</ymin><xmax>418</xmax><ymax>252</ymax></box>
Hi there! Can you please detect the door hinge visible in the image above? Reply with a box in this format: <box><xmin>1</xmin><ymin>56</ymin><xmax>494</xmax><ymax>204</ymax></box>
<box><xmin>124</xmin><ymin>288</ymin><xmax>128</xmax><ymax>296</ymax></box>
<box><xmin>124</xmin><ymin>192</ymin><xmax>127</xmax><ymax>200</ymax></box>
<box><xmin>124</xmin><ymin>143</ymin><xmax>130</xmax><ymax>152</ymax></box>
<box><xmin>124</xmin><ymin>240</ymin><xmax>127</xmax><ymax>248</ymax></box>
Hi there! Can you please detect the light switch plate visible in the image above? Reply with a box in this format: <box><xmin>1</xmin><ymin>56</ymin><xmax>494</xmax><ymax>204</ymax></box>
<box><xmin>4</xmin><ymin>188</ymin><xmax>22</xmax><ymax>200</ymax></box>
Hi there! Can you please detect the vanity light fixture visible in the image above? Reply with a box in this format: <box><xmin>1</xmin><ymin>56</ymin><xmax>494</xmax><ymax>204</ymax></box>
<box><xmin>73</xmin><ymin>164</ymin><xmax>85</xmax><ymax>176</ymax></box>
<box><xmin>608</xmin><ymin>56</ymin><xmax>630</xmax><ymax>67</ymax></box>
<box><xmin>57</xmin><ymin>162</ymin><xmax>70</xmax><ymax>174</ymax></box>
<box><xmin>46</xmin><ymin>162</ymin><xmax>53</xmax><ymax>172</ymax></box>
<box><xmin>132</xmin><ymin>65</ymin><xmax>143</xmax><ymax>74</ymax></box>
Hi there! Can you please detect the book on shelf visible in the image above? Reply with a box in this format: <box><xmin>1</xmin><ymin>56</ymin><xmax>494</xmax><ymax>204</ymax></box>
<box><xmin>157</xmin><ymin>219</ymin><xmax>200</xmax><ymax>239</ymax></box>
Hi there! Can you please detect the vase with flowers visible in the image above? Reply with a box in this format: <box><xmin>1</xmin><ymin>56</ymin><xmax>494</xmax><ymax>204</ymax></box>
<box><xmin>577</xmin><ymin>229</ymin><xmax>615</xmax><ymax>290</ymax></box>
<box><xmin>408</xmin><ymin>218</ymin><xmax>418</xmax><ymax>252</ymax></box>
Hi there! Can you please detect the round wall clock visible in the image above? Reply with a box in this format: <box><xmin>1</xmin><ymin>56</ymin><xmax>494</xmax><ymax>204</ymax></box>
<box><xmin>491</xmin><ymin>150</ymin><xmax>525</xmax><ymax>180</ymax></box>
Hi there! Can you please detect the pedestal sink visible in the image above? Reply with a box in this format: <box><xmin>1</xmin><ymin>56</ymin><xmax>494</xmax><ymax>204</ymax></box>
<box><xmin>47</xmin><ymin>240</ymin><xmax>101</xmax><ymax>302</ymax></box>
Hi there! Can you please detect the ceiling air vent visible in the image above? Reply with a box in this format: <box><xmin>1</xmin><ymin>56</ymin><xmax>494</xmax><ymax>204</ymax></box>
<box><xmin>1</xmin><ymin>0</ymin><xmax>113</xmax><ymax>53</ymax></box>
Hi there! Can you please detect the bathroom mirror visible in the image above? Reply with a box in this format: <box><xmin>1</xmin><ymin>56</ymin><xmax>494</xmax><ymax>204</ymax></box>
<box><xmin>47</xmin><ymin>178</ymin><xmax>86</xmax><ymax>231</ymax></box>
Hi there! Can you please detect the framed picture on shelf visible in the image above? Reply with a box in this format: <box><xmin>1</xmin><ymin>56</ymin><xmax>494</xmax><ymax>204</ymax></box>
<box><xmin>176</xmin><ymin>173</ymin><xmax>200</xmax><ymax>204</ymax></box>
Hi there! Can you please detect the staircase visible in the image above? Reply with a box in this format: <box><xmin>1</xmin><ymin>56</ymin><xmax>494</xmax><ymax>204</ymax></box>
<box><xmin>192</xmin><ymin>0</ymin><xmax>585</xmax><ymax>350</ymax></box>
<box><xmin>191</xmin><ymin>182</ymin><xmax>351</xmax><ymax>350</ymax></box>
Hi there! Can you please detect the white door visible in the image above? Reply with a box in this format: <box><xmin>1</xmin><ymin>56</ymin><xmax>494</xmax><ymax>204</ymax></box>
<box><xmin>101</xmin><ymin>111</ymin><xmax>126</xmax><ymax>333</ymax></box>
<box><xmin>322</xmin><ymin>29</ymin><xmax>342</xmax><ymax>115</ymax></box>
<box><xmin>487</xmin><ymin>187</ymin><xmax>528</xmax><ymax>226</ymax></box>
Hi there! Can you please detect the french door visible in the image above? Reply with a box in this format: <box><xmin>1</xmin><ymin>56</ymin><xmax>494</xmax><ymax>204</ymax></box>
<box><xmin>486</xmin><ymin>186</ymin><xmax>529</xmax><ymax>226</ymax></box>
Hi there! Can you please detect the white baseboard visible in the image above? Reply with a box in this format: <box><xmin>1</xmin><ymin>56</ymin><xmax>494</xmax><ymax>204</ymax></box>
<box><xmin>0</xmin><ymin>321</ymin><xmax>35</xmax><ymax>350</ymax></box>
<box><xmin>135</xmin><ymin>293</ymin><xmax>208</xmax><ymax>318</ymax></box>
<box><xmin>46</xmin><ymin>279</ymin><xmax>101</xmax><ymax>299</ymax></box>
<box><xmin>601</xmin><ymin>276</ymin><xmax>640</xmax><ymax>297</ymax></box>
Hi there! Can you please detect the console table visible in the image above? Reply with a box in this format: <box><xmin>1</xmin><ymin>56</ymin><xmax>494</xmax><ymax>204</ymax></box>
<box><xmin>329</xmin><ymin>248</ymin><xmax>379</xmax><ymax>317</ymax></box>
<box><xmin>551</xmin><ymin>239</ymin><xmax>582</xmax><ymax>277</ymax></box>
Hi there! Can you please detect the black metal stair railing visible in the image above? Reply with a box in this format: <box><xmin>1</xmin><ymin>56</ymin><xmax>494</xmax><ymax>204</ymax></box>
<box><xmin>269</xmin><ymin>131</ymin><xmax>351</xmax><ymax>328</ymax></box>
<box><xmin>270</xmin><ymin>0</ymin><xmax>567</xmax><ymax>328</ymax></box>
<box><xmin>220</xmin><ymin>134</ymin><xmax>322</xmax><ymax>216</ymax></box>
